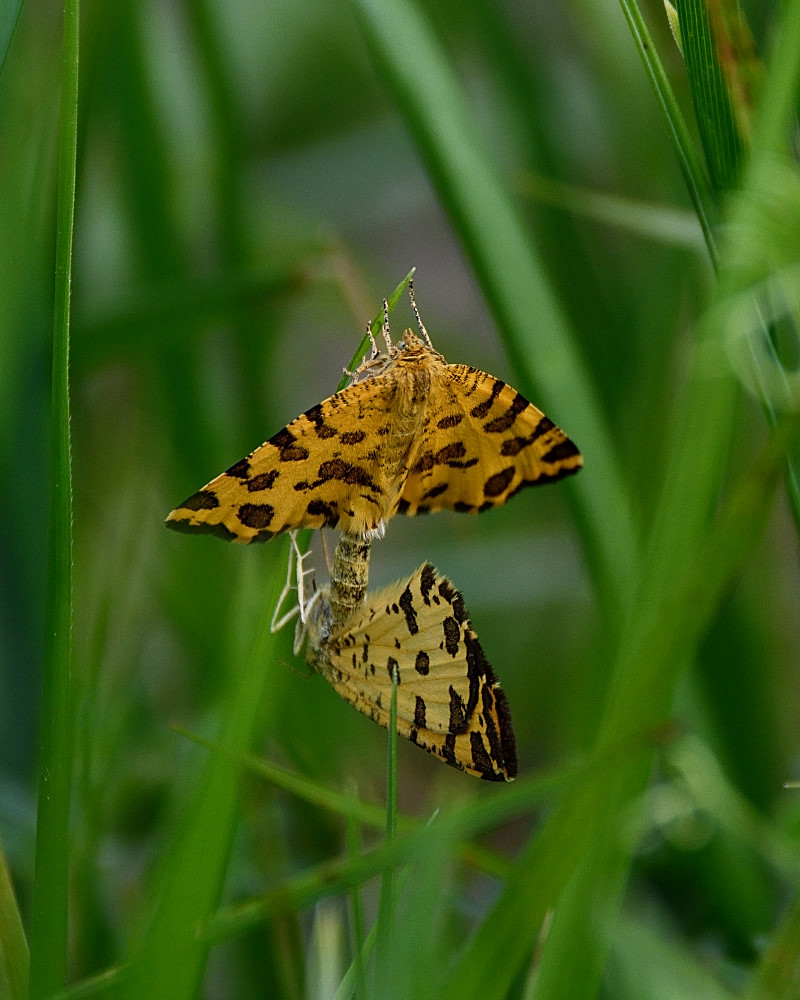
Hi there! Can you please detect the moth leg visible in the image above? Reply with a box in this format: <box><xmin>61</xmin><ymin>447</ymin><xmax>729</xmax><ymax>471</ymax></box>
<box><xmin>292</xmin><ymin>587</ymin><xmax>324</xmax><ymax>656</ymax></box>
<box><xmin>293</xmin><ymin>538</ymin><xmax>318</xmax><ymax>624</ymax></box>
<box><xmin>408</xmin><ymin>278</ymin><xmax>434</xmax><ymax>349</ymax></box>
<box><xmin>270</xmin><ymin>535</ymin><xmax>301</xmax><ymax>633</ymax></box>
<box><xmin>271</xmin><ymin>531</ymin><xmax>317</xmax><ymax>633</ymax></box>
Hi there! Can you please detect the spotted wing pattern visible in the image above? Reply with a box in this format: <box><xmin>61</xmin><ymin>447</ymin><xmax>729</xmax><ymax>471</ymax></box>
<box><xmin>166</xmin><ymin>327</ymin><xmax>581</xmax><ymax>542</ymax></box>
<box><xmin>306</xmin><ymin>562</ymin><xmax>517</xmax><ymax>781</ymax></box>
<box><xmin>396</xmin><ymin>358</ymin><xmax>583</xmax><ymax>517</ymax></box>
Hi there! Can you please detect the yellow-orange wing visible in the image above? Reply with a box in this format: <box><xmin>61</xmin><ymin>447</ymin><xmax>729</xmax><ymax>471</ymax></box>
<box><xmin>396</xmin><ymin>362</ymin><xmax>582</xmax><ymax>517</ymax></box>
<box><xmin>165</xmin><ymin>371</ymin><xmax>424</xmax><ymax>542</ymax></box>
<box><xmin>306</xmin><ymin>562</ymin><xmax>517</xmax><ymax>781</ymax></box>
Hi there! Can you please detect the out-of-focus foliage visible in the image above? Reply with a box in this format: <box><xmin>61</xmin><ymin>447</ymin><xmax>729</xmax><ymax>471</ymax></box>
<box><xmin>1</xmin><ymin>0</ymin><xmax>799</xmax><ymax>997</ymax></box>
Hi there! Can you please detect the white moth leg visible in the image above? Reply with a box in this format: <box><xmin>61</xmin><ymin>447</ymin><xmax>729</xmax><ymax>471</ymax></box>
<box><xmin>271</xmin><ymin>532</ymin><xmax>318</xmax><ymax>634</ymax></box>
<box><xmin>408</xmin><ymin>279</ymin><xmax>434</xmax><ymax>349</ymax></box>
<box><xmin>292</xmin><ymin>587</ymin><xmax>324</xmax><ymax>656</ymax></box>
<box><xmin>270</xmin><ymin>534</ymin><xmax>301</xmax><ymax>633</ymax></box>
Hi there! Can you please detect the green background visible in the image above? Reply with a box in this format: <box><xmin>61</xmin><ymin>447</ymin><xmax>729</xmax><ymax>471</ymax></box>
<box><xmin>2</xmin><ymin>0</ymin><xmax>799</xmax><ymax>997</ymax></box>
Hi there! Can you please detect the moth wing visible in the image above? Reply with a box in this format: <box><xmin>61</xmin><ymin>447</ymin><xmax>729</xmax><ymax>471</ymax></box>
<box><xmin>319</xmin><ymin>563</ymin><xmax>517</xmax><ymax>781</ymax></box>
<box><xmin>166</xmin><ymin>376</ymin><xmax>402</xmax><ymax>542</ymax></box>
<box><xmin>398</xmin><ymin>365</ymin><xmax>582</xmax><ymax>517</ymax></box>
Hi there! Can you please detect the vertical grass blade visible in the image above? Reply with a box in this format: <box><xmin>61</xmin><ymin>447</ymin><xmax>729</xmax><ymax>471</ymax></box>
<box><xmin>28</xmin><ymin>0</ymin><xmax>80</xmax><ymax>995</ymax></box>
<box><xmin>118</xmin><ymin>551</ymin><xmax>288</xmax><ymax>999</ymax></box>
<box><xmin>351</xmin><ymin>0</ymin><xmax>638</xmax><ymax>613</ymax></box>
<box><xmin>616</xmin><ymin>0</ymin><xmax>719</xmax><ymax>262</ymax></box>
<box><xmin>676</xmin><ymin>0</ymin><xmax>744</xmax><ymax>191</ymax></box>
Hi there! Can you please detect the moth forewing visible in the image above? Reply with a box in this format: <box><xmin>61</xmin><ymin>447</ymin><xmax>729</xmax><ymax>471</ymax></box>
<box><xmin>166</xmin><ymin>309</ymin><xmax>581</xmax><ymax>542</ymax></box>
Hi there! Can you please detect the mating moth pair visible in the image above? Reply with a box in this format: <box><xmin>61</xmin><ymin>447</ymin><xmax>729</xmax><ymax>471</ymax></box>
<box><xmin>167</xmin><ymin>283</ymin><xmax>581</xmax><ymax>780</ymax></box>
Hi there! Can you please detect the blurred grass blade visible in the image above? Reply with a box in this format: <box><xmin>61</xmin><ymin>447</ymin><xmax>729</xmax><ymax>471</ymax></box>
<box><xmin>518</xmin><ymin>172</ymin><xmax>705</xmax><ymax>250</ymax></box>
<box><xmin>118</xmin><ymin>551</ymin><xmax>288</xmax><ymax>1000</ymax></box>
<box><xmin>29</xmin><ymin>0</ymin><xmax>80</xmax><ymax>995</ymax></box>
<box><xmin>676</xmin><ymin>0</ymin><xmax>745</xmax><ymax>190</ymax></box>
<box><xmin>351</xmin><ymin>0</ymin><xmax>638</xmax><ymax>614</ymax></box>
<box><xmin>616</xmin><ymin>0</ymin><xmax>719</xmax><ymax>262</ymax></box>
<box><xmin>0</xmin><ymin>0</ymin><xmax>24</xmax><ymax>78</ymax></box>
<box><xmin>0</xmin><ymin>844</ymin><xmax>28</xmax><ymax>1000</ymax></box>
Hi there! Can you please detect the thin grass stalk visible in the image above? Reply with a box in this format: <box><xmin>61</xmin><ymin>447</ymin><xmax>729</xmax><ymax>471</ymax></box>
<box><xmin>29</xmin><ymin>0</ymin><xmax>80</xmax><ymax>995</ymax></box>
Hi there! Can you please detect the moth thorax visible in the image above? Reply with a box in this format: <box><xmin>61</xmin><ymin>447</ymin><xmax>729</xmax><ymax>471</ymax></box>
<box><xmin>328</xmin><ymin>532</ymin><xmax>372</xmax><ymax>633</ymax></box>
<box><xmin>380</xmin><ymin>364</ymin><xmax>431</xmax><ymax>482</ymax></box>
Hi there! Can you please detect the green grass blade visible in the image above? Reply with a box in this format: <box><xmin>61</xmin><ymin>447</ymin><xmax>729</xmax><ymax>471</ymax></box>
<box><xmin>117</xmin><ymin>549</ymin><xmax>289</xmax><ymax>1000</ymax></box>
<box><xmin>350</xmin><ymin>0</ymin><xmax>638</xmax><ymax>613</ymax></box>
<box><xmin>0</xmin><ymin>843</ymin><xmax>28</xmax><ymax>1000</ymax></box>
<box><xmin>28</xmin><ymin>0</ymin><xmax>79</xmax><ymax>994</ymax></box>
<box><xmin>518</xmin><ymin>172</ymin><xmax>705</xmax><ymax>251</ymax></box>
<box><xmin>676</xmin><ymin>0</ymin><xmax>744</xmax><ymax>191</ymax></box>
<box><xmin>616</xmin><ymin>0</ymin><xmax>719</xmax><ymax>263</ymax></box>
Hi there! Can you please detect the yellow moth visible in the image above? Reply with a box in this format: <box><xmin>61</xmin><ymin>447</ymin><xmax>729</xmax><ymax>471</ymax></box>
<box><xmin>275</xmin><ymin>534</ymin><xmax>517</xmax><ymax>782</ymax></box>
<box><xmin>166</xmin><ymin>287</ymin><xmax>582</xmax><ymax>542</ymax></box>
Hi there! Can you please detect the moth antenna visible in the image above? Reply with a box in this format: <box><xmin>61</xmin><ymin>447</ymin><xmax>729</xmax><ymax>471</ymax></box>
<box><xmin>366</xmin><ymin>323</ymin><xmax>379</xmax><ymax>358</ymax></box>
<box><xmin>381</xmin><ymin>298</ymin><xmax>393</xmax><ymax>353</ymax></box>
<box><xmin>408</xmin><ymin>279</ymin><xmax>434</xmax><ymax>349</ymax></box>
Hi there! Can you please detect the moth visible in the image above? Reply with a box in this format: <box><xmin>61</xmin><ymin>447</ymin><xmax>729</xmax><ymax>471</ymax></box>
<box><xmin>275</xmin><ymin>534</ymin><xmax>517</xmax><ymax>781</ymax></box>
<box><xmin>166</xmin><ymin>288</ymin><xmax>582</xmax><ymax>542</ymax></box>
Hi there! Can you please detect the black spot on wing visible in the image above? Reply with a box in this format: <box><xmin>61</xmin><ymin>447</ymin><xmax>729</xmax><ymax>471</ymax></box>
<box><xmin>470</xmin><ymin>732</ymin><xmax>500</xmax><ymax>779</ymax></box>
<box><xmin>448</xmin><ymin>686</ymin><xmax>467</xmax><ymax>732</ymax></box>
<box><xmin>247</xmin><ymin>470</ymin><xmax>279</xmax><ymax>491</ymax></box>
<box><xmin>483</xmin><ymin>467</ymin><xmax>515</xmax><ymax>498</ymax></box>
<box><xmin>415</xmin><ymin>651</ymin><xmax>430</xmax><ymax>675</ymax></box>
<box><xmin>469</xmin><ymin>379</ymin><xmax>504</xmax><ymax>419</ymax></box>
<box><xmin>437</xmin><ymin>412</ymin><xmax>464</xmax><ymax>429</ymax></box>
<box><xmin>483</xmin><ymin>392</ymin><xmax>528</xmax><ymax>433</ymax></box>
<box><xmin>178</xmin><ymin>489</ymin><xmax>219</xmax><ymax>511</ymax></box>
<box><xmin>419</xmin><ymin>564</ymin><xmax>436</xmax><ymax>605</ymax></box>
<box><xmin>304</xmin><ymin>403</ymin><xmax>338</xmax><ymax>439</ymax></box>
<box><xmin>238</xmin><ymin>503</ymin><xmax>275</xmax><ymax>529</ymax></box>
<box><xmin>414</xmin><ymin>696</ymin><xmax>426</xmax><ymax>729</ymax></box>
<box><xmin>543</xmin><ymin>438</ymin><xmax>582</xmax><ymax>463</ymax></box>
<box><xmin>166</xmin><ymin>518</ymin><xmax>238</xmax><ymax>542</ymax></box>
<box><xmin>437</xmin><ymin>578</ymin><xmax>466</xmax><ymax>623</ymax></box>
<box><xmin>306</xmin><ymin>498</ymin><xmax>340</xmax><ymax>527</ymax></box>
<box><xmin>442</xmin><ymin>617</ymin><xmax>460</xmax><ymax>656</ymax></box>
<box><xmin>226</xmin><ymin>459</ymin><xmax>250</xmax><ymax>479</ymax></box>
<box><xmin>340</xmin><ymin>429</ymin><xmax>367</xmax><ymax>445</ymax></box>
<box><xmin>398</xmin><ymin>585</ymin><xmax>418</xmax><ymax>635</ymax></box>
